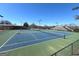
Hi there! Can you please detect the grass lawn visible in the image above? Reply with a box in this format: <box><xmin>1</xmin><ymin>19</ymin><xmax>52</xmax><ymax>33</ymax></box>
<box><xmin>1</xmin><ymin>31</ymin><xmax>79</xmax><ymax>56</ymax></box>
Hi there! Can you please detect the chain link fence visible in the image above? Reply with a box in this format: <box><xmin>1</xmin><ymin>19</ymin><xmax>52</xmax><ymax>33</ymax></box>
<box><xmin>51</xmin><ymin>39</ymin><xmax>79</xmax><ymax>56</ymax></box>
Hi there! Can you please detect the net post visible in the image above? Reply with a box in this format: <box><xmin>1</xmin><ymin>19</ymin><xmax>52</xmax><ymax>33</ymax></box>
<box><xmin>64</xmin><ymin>35</ymin><xmax>66</xmax><ymax>39</ymax></box>
<box><xmin>71</xmin><ymin>43</ymin><xmax>73</xmax><ymax>55</ymax></box>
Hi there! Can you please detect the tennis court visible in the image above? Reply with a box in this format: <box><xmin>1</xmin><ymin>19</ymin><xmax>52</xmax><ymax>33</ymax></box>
<box><xmin>0</xmin><ymin>30</ymin><xmax>70</xmax><ymax>53</ymax></box>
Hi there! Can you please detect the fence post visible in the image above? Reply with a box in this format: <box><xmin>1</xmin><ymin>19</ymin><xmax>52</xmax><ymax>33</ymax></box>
<box><xmin>54</xmin><ymin>53</ymin><xmax>57</xmax><ymax>56</ymax></box>
<box><xmin>71</xmin><ymin>43</ymin><xmax>73</xmax><ymax>55</ymax></box>
<box><xmin>51</xmin><ymin>53</ymin><xmax>57</xmax><ymax>56</ymax></box>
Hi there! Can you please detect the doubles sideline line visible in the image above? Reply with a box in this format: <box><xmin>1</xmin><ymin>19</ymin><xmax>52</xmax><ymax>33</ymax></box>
<box><xmin>0</xmin><ymin>31</ymin><xmax>69</xmax><ymax>54</ymax></box>
<box><xmin>29</xmin><ymin>31</ymin><xmax>38</xmax><ymax>40</ymax></box>
<box><xmin>0</xmin><ymin>30</ymin><xmax>19</xmax><ymax>49</ymax></box>
<box><xmin>0</xmin><ymin>37</ymin><xmax>59</xmax><ymax>54</ymax></box>
<box><xmin>3</xmin><ymin>35</ymin><xmax>56</xmax><ymax>47</ymax></box>
<box><xmin>4</xmin><ymin>31</ymin><xmax>65</xmax><ymax>47</ymax></box>
<box><xmin>0</xmin><ymin>36</ymin><xmax>68</xmax><ymax>54</ymax></box>
<box><xmin>0</xmin><ymin>34</ymin><xmax>64</xmax><ymax>54</ymax></box>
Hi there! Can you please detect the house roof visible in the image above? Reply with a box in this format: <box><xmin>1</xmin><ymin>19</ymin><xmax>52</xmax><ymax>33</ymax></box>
<box><xmin>52</xmin><ymin>25</ymin><xmax>67</xmax><ymax>31</ymax></box>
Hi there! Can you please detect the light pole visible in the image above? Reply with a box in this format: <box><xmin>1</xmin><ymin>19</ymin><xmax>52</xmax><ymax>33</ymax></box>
<box><xmin>0</xmin><ymin>15</ymin><xmax>3</xmax><ymax>21</ymax></box>
<box><xmin>72</xmin><ymin>7</ymin><xmax>79</xmax><ymax>20</ymax></box>
<box><xmin>38</xmin><ymin>19</ymin><xmax>42</xmax><ymax>30</ymax></box>
<box><xmin>0</xmin><ymin>15</ymin><xmax>4</xmax><ymax>30</ymax></box>
<box><xmin>0</xmin><ymin>15</ymin><xmax>4</xmax><ymax>25</ymax></box>
<box><xmin>56</xmin><ymin>22</ymin><xmax>58</xmax><ymax>26</ymax></box>
<box><xmin>20</xmin><ymin>17</ymin><xmax>24</xmax><ymax>30</ymax></box>
<box><xmin>72</xmin><ymin>7</ymin><xmax>79</xmax><ymax>31</ymax></box>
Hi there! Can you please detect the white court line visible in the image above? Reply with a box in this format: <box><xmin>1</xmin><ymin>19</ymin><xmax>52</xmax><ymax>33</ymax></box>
<box><xmin>0</xmin><ymin>30</ymin><xmax>18</xmax><ymax>49</ymax></box>
<box><xmin>0</xmin><ymin>31</ymin><xmax>67</xmax><ymax>53</ymax></box>
<box><xmin>29</xmin><ymin>31</ymin><xmax>38</xmax><ymax>40</ymax></box>
<box><xmin>0</xmin><ymin>31</ymin><xmax>64</xmax><ymax>47</ymax></box>
<box><xmin>0</xmin><ymin>34</ymin><xmax>63</xmax><ymax>54</ymax></box>
<box><xmin>2</xmin><ymin>30</ymin><xmax>37</xmax><ymax>47</ymax></box>
<box><xmin>3</xmin><ymin>34</ymin><xmax>56</xmax><ymax>47</ymax></box>
<box><xmin>0</xmin><ymin>37</ymin><xmax>64</xmax><ymax>54</ymax></box>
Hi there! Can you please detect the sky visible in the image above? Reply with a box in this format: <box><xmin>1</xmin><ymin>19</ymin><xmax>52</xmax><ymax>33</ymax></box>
<box><xmin>0</xmin><ymin>3</ymin><xmax>79</xmax><ymax>26</ymax></box>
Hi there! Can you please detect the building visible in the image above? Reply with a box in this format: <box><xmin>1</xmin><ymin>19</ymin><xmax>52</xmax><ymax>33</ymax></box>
<box><xmin>0</xmin><ymin>24</ymin><xmax>26</xmax><ymax>30</ymax></box>
<box><xmin>51</xmin><ymin>25</ymin><xmax>68</xmax><ymax>31</ymax></box>
<box><xmin>0</xmin><ymin>20</ymin><xmax>28</xmax><ymax>30</ymax></box>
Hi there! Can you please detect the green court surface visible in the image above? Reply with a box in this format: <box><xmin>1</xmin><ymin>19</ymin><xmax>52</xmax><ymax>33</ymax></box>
<box><xmin>0</xmin><ymin>30</ymin><xmax>79</xmax><ymax>56</ymax></box>
<box><xmin>0</xmin><ymin>30</ymin><xmax>17</xmax><ymax>47</ymax></box>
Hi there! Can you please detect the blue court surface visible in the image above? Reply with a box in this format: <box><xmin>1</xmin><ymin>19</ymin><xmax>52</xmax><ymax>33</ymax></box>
<box><xmin>0</xmin><ymin>30</ymin><xmax>70</xmax><ymax>53</ymax></box>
